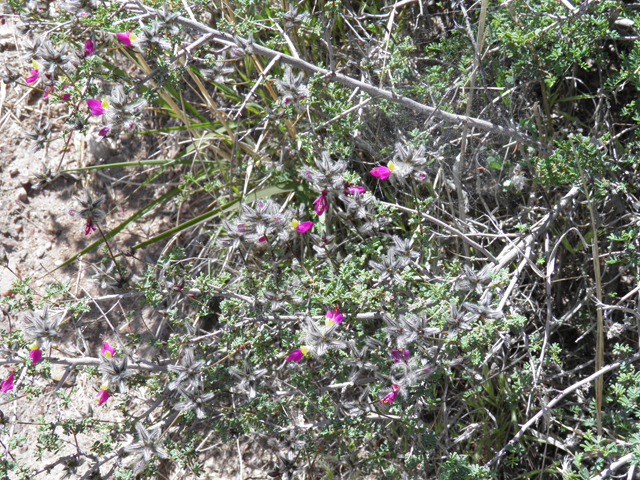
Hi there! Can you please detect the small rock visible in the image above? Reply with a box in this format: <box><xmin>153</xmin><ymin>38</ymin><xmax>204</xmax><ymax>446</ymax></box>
<box><xmin>9</xmin><ymin>168</ymin><xmax>18</xmax><ymax>177</ymax></box>
<box><xmin>1</xmin><ymin>238</ymin><xmax>18</xmax><ymax>251</ymax></box>
<box><xmin>16</xmin><ymin>191</ymin><xmax>27</xmax><ymax>203</ymax></box>
<box><xmin>45</xmin><ymin>242</ymin><xmax>52</xmax><ymax>250</ymax></box>
<box><xmin>35</xmin><ymin>248</ymin><xmax>45</xmax><ymax>259</ymax></box>
<box><xmin>54</xmin><ymin>260</ymin><xmax>63</xmax><ymax>266</ymax></box>
<box><xmin>15</xmin><ymin>224</ymin><xmax>22</xmax><ymax>233</ymax></box>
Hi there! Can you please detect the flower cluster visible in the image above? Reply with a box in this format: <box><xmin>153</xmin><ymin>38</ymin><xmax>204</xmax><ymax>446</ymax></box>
<box><xmin>22</xmin><ymin>305</ymin><xmax>63</xmax><ymax>365</ymax></box>
<box><xmin>68</xmin><ymin>190</ymin><xmax>106</xmax><ymax>235</ymax></box>
<box><xmin>97</xmin><ymin>342</ymin><xmax>130</xmax><ymax>406</ymax></box>
<box><xmin>86</xmin><ymin>85</ymin><xmax>148</xmax><ymax>138</ymax></box>
<box><xmin>219</xmin><ymin>199</ymin><xmax>314</xmax><ymax>250</ymax></box>
<box><xmin>274</xmin><ymin>65</ymin><xmax>308</xmax><ymax>109</ymax></box>
<box><xmin>285</xmin><ymin>313</ymin><xmax>347</xmax><ymax>362</ymax></box>
<box><xmin>299</xmin><ymin>151</ymin><xmax>349</xmax><ymax>216</ymax></box>
<box><xmin>370</xmin><ymin>142</ymin><xmax>428</xmax><ymax>184</ymax></box>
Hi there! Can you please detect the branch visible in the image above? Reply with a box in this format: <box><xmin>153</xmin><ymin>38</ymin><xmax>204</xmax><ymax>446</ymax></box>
<box><xmin>485</xmin><ymin>351</ymin><xmax>640</xmax><ymax>469</ymax></box>
<box><xmin>118</xmin><ymin>0</ymin><xmax>553</xmax><ymax>156</ymax></box>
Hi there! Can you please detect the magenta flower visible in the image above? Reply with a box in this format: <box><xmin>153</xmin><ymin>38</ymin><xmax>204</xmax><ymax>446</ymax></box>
<box><xmin>291</xmin><ymin>219</ymin><xmax>313</xmax><ymax>233</ymax></box>
<box><xmin>313</xmin><ymin>190</ymin><xmax>328</xmax><ymax>216</ymax></box>
<box><xmin>25</xmin><ymin>69</ymin><xmax>39</xmax><ymax>83</ymax></box>
<box><xmin>86</xmin><ymin>98</ymin><xmax>108</xmax><ymax>116</ymax></box>
<box><xmin>98</xmin><ymin>126</ymin><xmax>110</xmax><ymax>137</ymax></box>
<box><xmin>258</xmin><ymin>235</ymin><xmax>267</xmax><ymax>243</ymax></box>
<box><xmin>101</xmin><ymin>341</ymin><xmax>114</xmax><ymax>358</ymax></box>
<box><xmin>380</xmin><ymin>384</ymin><xmax>400</xmax><ymax>404</ymax></box>
<box><xmin>391</xmin><ymin>349</ymin><xmax>410</xmax><ymax>363</ymax></box>
<box><xmin>285</xmin><ymin>346</ymin><xmax>309</xmax><ymax>362</ymax></box>
<box><xmin>0</xmin><ymin>373</ymin><xmax>14</xmax><ymax>392</ymax></box>
<box><xmin>116</xmin><ymin>32</ymin><xmax>137</xmax><ymax>46</ymax></box>
<box><xmin>29</xmin><ymin>344</ymin><xmax>42</xmax><ymax>365</ymax></box>
<box><xmin>85</xmin><ymin>38</ymin><xmax>95</xmax><ymax>56</ymax></box>
<box><xmin>346</xmin><ymin>184</ymin><xmax>365</xmax><ymax>194</ymax></box>
<box><xmin>325</xmin><ymin>305</ymin><xmax>343</xmax><ymax>326</ymax></box>
<box><xmin>96</xmin><ymin>384</ymin><xmax>109</xmax><ymax>405</ymax></box>
<box><xmin>83</xmin><ymin>217</ymin><xmax>97</xmax><ymax>235</ymax></box>
<box><xmin>43</xmin><ymin>85</ymin><xmax>52</xmax><ymax>98</ymax></box>
<box><xmin>371</xmin><ymin>161</ymin><xmax>396</xmax><ymax>180</ymax></box>
<box><xmin>60</xmin><ymin>85</ymin><xmax>71</xmax><ymax>101</ymax></box>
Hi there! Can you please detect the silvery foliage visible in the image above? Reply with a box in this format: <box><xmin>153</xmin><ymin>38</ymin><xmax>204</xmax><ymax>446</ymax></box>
<box><xmin>101</xmin><ymin>86</ymin><xmax>148</xmax><ymax>136</ymax></box>
<box><xmin>395</xmin><ymin>312</ymin><xmax>442</xmax><ymax>346</ymax></box>
<box><xmin>36</xmin><ymin>40</ymin><xmax>78</xmax><ymax>76</ymax></box>
<box><xmin>228</xmin><ymin>359</ymin><xmax>268</xmax><ymax>399</ymax></box>
<box><xmin>135</xmin><ymin>21</ymin><xmax>172</xmax><ymax>53</ymax></box>
<box><xmin>302</xmin><ymin>316</ymin><xmax>346</xmax><ymax>358</ymax></box>
<box><xmin>124</xmin><ymin>422</ymin><xmax>169</xmax><ymax>474</ymax></box>
<box><xmin>344</xmin><ymin>340</ymin><xmax>378</xmax><ymax>383</ymax></box>
<box><xmin>369</xmin><ymin>252</ymin><xmax>406</xmax><ymax>285</ymax></box>
<box><xmin>219</xmin><ymin>200</ymin><xmax>308</xmax><ymax>248</ymax></box>
<box><xmin>456</xmin><ymin>264</ymin><xmax>492</xmax><ymax>295</ymax></box>
<box><xmin>462</xmin><ymin>291</ymin><xmax>503</xmax><ymax>321</ymax></box>
<box><xmin>447</xmin><ymin>302</ymin><xmax>474</xmax><ymax>336</ymax></box>
<box><xmin>24</xmin><ymin>118</ymin><xmax>51</xmax><ymax>152</ymax></box>
<box><xmin>174</xmin><ymin>387</ymin><xmax>215</xmax><ymax>418</ymax></box>
<box><xmin>299</xmin><ymin>151</ymin><xmax>346</xmax><ymax>196</ymax></box>
<box><xmin>22</xmin><ymin>304</ymin><xmax>63</xmax><ymax>349</ymax></box>
<box><xmin>341</xmin><ymin>386</ymin><xmax>374</xmax><ymax>417</ymax></box>
<box><xmin>68</xmin><ymin>190</ymin><xmax>106</xmax><ymax>225</ymax></box>
<box><xmin>167</xmin><ymin>348</ymin><xmax>205</xmax><ymax>391</ymax></box>
<box><xmin>376</xmin><ymin>142</ymin><xmax>429</xmax><ymax>186</ymax></box>
<box><xmin>282</xmin><ymin>4</ymin><xmax>308</xmax><ymax>31</ymax></box>
<box><xmin>154</xmin><ymin>4</ymin><xmax>181</xmax><ymax>35</ymax></box>
<box><xmin>274</xmin><ymin>65</ymin><xmax>308</xmax><ymax>109</ymax></box>
<box><xmin>99</xmin><ymin>352</ymin><xmax>130</xmax><ymax>391</ymax></box>
<box><xmin>60</xmin><ymin>0</ymin><xmax>99</xmax><ymax>16</ymax></box>
<box><xmin>200</xmin><ymin>53</ymin><xmax>235</xmax><ymax>84</ymax></box>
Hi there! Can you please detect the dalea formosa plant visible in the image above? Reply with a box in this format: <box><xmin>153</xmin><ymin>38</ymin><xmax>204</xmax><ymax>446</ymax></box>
<box><xmin>3</xmin><ymin>0</ymin><xmax>640</xmax><ymax>478</ymax></box>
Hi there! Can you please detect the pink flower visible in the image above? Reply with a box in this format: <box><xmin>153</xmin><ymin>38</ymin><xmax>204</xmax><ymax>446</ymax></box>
<box><xmin>313</xmin><ymin>190</ymin><xmax>328</xmax><ymax>216</ymax></box>
<box><xmin>43</xmin><ymin>85</ymin><xmax>52</xmax><ymax>98</ymax></box>
<box><xmin>98</xmin><ymin>126</ymin><xmax>110</xmax><ymax>137</ymax></box>
<box><xmin>101</xmin><ymin>341</ymin><xmax>114</xmax><ymax>358</ymax></box>
<box><xmin>85</xmin><ymin>38</ymin><xmax>95</xmax><ymax>56</ymax></box>
<box><xmin>0</xmin><ymin>373</ymin><xmax>14</xmax><ymax>392</ymax></box>
<box><xmin>84</xmin><ymin>218</ymin><xmax>97</xmax><ymax>235</ymax></box>
<box><xmin>29</xmin><ymin>344</ymin><xmax>42</xmax><ymax>365</ymax></box>
<box><xmin>346</xmin><ymin>184</ymin><xmax>365</xmax><ymax>195</ymax></box>
<box><xmin>258</xmin><ymin>235</ymin><xmax>266</xmax><ymax>243</ymax></box>
<box><xmin>325</xmin><ymin>305</ymin><xmax>343</xmax><ymax>326</ymax></box>
<box><xmin>285</xmin><ymin>346</ymin><xmax>309</xmax><ymax>362</ymax></box>
<box><xmin>291</xmin><ymin>219</ymin><xmax>313</xmax><ymax>233</ymax></box>
<box><xmin>96</xmin><ymin>384</ymin><xmax>109</xmax><ymax>405</ymax></box>
<box><xmin>60</xmin><ymin>85</ymin><xmax>70</xmax><ymax>101</ymax></box>
<box><xmin>86</xmin><ymin>98</ymin><xmax>108</xmax><ymax>116</ymax></box>
<box><xmin>116</xmin><ymin>32</ymin><xmax>137</xmax><ymax>46</ymax></box>
<box><xmin>25</xmin><ymin>69</ymin><xmax>39</xmax><ymax>83</ymax></box>
<box><xmin>380</xmin><ymin>384</ymin><xmax>400</xmax><ymax>404</ymax></box>
<box><xmin>391</xmin><ymin>349</ymin><xmax>410</xmax><ymax>363</ymax></box>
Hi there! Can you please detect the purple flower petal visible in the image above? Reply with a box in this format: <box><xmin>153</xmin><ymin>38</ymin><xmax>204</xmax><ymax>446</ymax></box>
<box><xmin>294</xmin><ymin>221</ymin><xmax>313</xmax><ymax>233</ymax></box>
<box><xmin>370</xmin><ymin>166</ymin><xmax>391</xmax><ymax>180</ymax></box>
<box><xmin>29</xmin><ymin>347</ymin><xmax>42</xmax><ymax>365</ymax></box>
<box><xmin>98</xmin><ymin>126</ymin><xmax>110</xmax><ymax>136</ymax></box>
<box><xmin>285</xmin><ymin>349</ymin><xmax>305</xmax><ymax>362</ymax></box>
<box><xmin>101</xmin><ymin>341</ymin><xmax>114</xmax><ymax>358</ymax></box>
<box><xmin>116</xmin><ymin>32</ymin><xmax>132</xmax><ymax>46</ymax></box>
<box><xmin>25</xmin><ymin>69</ymin><xmax>39</xmax><ymax>83</ymax></box>
<box><xmin>0</xmin><ymin>373</ymin><xmax>14</xmax><ymax>392</ymax></box>
<box><xmin>380</xmin><ymin>384</ymin><xmax>400</xmax><ymax>404</ymax></box>
<box><xmin>96</xmin><ymin>386</ymin><xmax>109</xmax><ymax>405</ymax></box>
<box><xmin>85</xmin><ymin>38</ymin><xmax>95</xmax><ymax>56</ymax></box>
<box><xmin>313</xmin><ymin>191</ymin><xmax>328</xmax><ymax>216</ymax></box>
<box><xmin>86</xmin><ymin>98</ymin><xmax>105</xmax><ymax>116</ymax></box>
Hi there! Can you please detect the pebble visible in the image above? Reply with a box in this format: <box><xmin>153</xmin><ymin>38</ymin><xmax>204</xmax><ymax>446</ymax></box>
<box><xmin>45</xmin><ymin>242</ymin><xmax>52</xmax><ymax>250</ymax></box>
<box><xmin>9</xmin><ymin>168</ymin><xmax>18</xmax><ymax>177</ymax></box>
<box><xmin>35</xmin><ymin>248</ymin><xmax>45</xmax><ymax>259</ymax></box>
<box><xmin>16</xmin><ymin>191</ymin><xmax>27</xmax><ymax>203</ymax></box>
<box><xmin>54</xmin><ymin>260</ymin><xmax>63</xmax><ymax>266</ymax></box>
